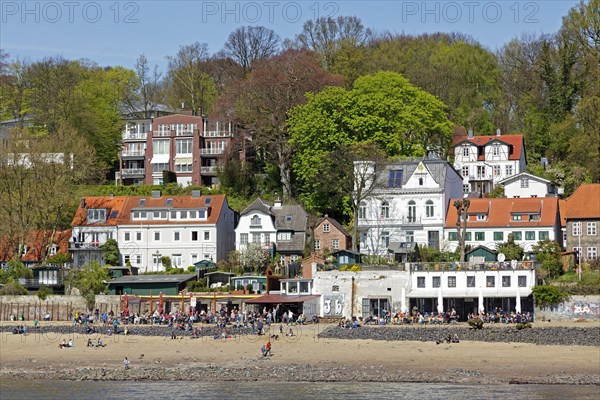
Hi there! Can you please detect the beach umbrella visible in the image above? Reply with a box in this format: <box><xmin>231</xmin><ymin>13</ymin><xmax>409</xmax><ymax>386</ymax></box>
<box><xmin>400</xmin><ymin>287</ymin><xmax>407</xmax><ymax>314</ymax></box>
<box><xmin>478</xmin><ymin>286</ymin><xmax>484</xmax><ymax>314</ymax></box>
<box><xmin>515</xmin><ymin>287</ymin><xmax>522</xmax><ymax>314</ymax></box>
<box><xmin>437</xmin><ymin>287</ymin><xmax>444</xmax><ymax>314</ymax></box>
<box><xmin>158</xmin><ymin>292</ymin><xmax>164</xmax><ymax>315</ymax></box>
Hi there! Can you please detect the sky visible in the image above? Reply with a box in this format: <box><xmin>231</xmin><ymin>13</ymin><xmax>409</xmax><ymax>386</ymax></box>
<box><xmin>0</xmin><ymin>0</ymin><xmax>580</xmax><ymax>72</ymax></box>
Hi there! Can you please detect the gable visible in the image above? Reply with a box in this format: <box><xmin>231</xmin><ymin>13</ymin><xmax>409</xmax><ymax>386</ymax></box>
<box><xmin>405</xmin><ymin>162</ymin><xmax>439</xmax><ymax>189</ymax></box>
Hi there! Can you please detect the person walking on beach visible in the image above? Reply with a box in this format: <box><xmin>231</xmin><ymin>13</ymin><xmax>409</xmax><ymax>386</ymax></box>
<box><xmin>123</xmin><ymin>357</ymin><xmax>130</xmax><ymax>370</ymax></box>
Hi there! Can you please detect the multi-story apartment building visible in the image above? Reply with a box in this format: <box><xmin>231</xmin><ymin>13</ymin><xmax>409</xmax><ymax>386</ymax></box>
<box><xmin>560</xmin><ymin>184</ymin><xmax>600</xmax><ymax>262</ymax></box>
<box><xmin>453</xmin><ymin>129</ymin><xmax>526</xmax><ymax>196</ymax></box>
<box><xmin>235</xmin><ymin>198</ymin><xmax>308</xmax><ymax>266</ymax></box>
<box><xmin>356</xmin><ymin>159</ymin><xmax>463</xmax><ymax>255</ymax></box>
<box><xmin>71</xmin><ymin>191</ymin><xmax>236</xmax><ymax>271</ymax></box>
<box><xmin>117</xmin><ymin>113</ymin><xmax>239</xmax><ymax>187</ymax></box>
<box><xmin>443</xmin><ymin>197</ymin><xmax>561</xmax><ymax>256</ymax></box>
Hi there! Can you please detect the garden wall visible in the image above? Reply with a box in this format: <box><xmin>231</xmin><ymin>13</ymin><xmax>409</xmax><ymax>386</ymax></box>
<box><xmin>0</xmin><ymin>295</ymin><xmax>121</xmax><ymax>321</ymax></box>
<box><xmin>535</xmin><ymin>295</ymin><xmax>600</xmax><ymax>321</ymax></box>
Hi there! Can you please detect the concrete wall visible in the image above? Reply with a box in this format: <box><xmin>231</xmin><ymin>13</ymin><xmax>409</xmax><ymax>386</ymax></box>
<box><xmin>535</xmin><ymin>295</ymin><xmax>600</xmax><ymax>321</ymax></box>
<box><xmin>0</xmin><ymin>295</ymin><xmax>121</xmax><ymax>321</ymax></box>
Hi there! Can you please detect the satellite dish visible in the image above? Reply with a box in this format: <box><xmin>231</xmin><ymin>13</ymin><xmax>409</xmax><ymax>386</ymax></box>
<box><xmin>497</xmin><ymin>253</ymin><xmax>506</xmax><ymax>262</ymax></box>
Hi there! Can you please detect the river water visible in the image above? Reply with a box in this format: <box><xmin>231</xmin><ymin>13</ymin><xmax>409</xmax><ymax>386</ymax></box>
<box><xmin>1</xmin><ymin>381</ymin><xmax>598</xmax><ymax>399</ymax></box>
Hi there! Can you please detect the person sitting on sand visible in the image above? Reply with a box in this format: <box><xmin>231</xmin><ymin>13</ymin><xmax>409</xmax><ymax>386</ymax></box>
<box><xmin>68</xmin><ymin>339</ymin><xmax>74</xmax><ymax>348</ymax></box>
<box><xmin>286</xmin><ymin>328</ymin><xmax>294</xmax><ymax>337</ymax></box>
<box><xmin>96</xmin><ymin>338</ymin><xmax>105</xmax><ymax>347</ymax></box>
<box><xmin>87</xmin><ymin>338</ymin><xmax>93</xmax><ymax>347</ymax></box>
<box><xmin>59</xmin><ymin>339</ymin><xmax>68</xmax><ymax>349</ymax></box>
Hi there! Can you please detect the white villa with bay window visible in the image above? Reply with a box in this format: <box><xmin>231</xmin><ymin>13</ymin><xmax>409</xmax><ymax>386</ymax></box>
<box><xmin>356</xmin><ymin>159</ymin><xmax>463</xmax><ymax>255</ymax></box>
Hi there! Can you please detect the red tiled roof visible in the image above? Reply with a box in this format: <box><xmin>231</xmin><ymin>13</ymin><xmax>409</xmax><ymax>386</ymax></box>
<box><xmin>445</xmin><ymin>197</ymin><xmax>559</xmax><ymax>228</ymax></box>
<box><xmin>453</xmin><ymin>134</ymin><xmax>525</xmax><ymax>161</ymax></box>
<box><xmin>561</xmin><ymin>184</ymin><xmax>600</xmax><ymax>220</ymax></box>
<box><xmin>467</xmin><ymin>201</ymin><xmax>490</xmax><ymax>214</ymax></box>
<box><xmin>71</xmin><ymin>196</ymin><xmax>127</xmax><ymax>227</ymax></box>
<box><xmin>0</xmin><ymin>230</ymin><xmax>71</xmax><ymax>262</ymax></box>
<box><xmin>559</xmin><ymin>199</ymin><xmax>568</xmax><ymax>227</ymax></box>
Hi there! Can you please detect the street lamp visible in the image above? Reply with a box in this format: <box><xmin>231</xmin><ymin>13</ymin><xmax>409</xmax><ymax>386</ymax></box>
<box><xmin>578</xmin><ymin>224</ymin><xmax>582</xmax><ymax>282</ymax></box>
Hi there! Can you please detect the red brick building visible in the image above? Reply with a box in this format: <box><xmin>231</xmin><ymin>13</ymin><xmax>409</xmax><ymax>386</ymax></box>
<box><xmin>313</xmin><ymin>215</ymin><xmax>351</xmax><ymax>256</ymax></box>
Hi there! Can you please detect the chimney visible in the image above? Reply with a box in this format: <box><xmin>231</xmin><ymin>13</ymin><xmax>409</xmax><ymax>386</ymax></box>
<box><xmin>273</xmin><ymin>198</ymin><xmax>282</xmax><ymax>209</ymax></box>
<box><xmin>151</xmin><ymin>190</ymin><xmax>161</xmax><ymax>198</ymax></box>
<box><xmin>496</xmin><ymin>128</ymin><xmax>501</xmax><ymax>136</ymax></box>
<box><xmin>468</xmin><ymin>128</ymin><xmax>474</xmax><ymax>139</ymax></box>
<box><xmin>80</xmin><ymin>198</ymin><xmax>86</xmax><ymax>208</ymax></box>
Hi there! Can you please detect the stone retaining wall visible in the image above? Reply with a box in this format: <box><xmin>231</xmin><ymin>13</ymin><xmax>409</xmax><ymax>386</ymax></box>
<box><xmin>534</xmin><ymin>295</ymin><xmax>600</xmax><ymax>321</ymax></box>
<box><xmin>0</xmin><ymin>295</ymin><xmax>121</xmax><ymax>321</ymax></box>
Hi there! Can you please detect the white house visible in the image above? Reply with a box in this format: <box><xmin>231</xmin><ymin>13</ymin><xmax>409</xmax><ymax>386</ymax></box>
<box><xmin>235</xmin><ymin>198</ymin><xmax>308</xmax><ymax>265</ymax></box>
<box><xmin>444</xmin><ymin>197</ymin><xmax>562</xmax><ymax>255</ymax></box>
<box><xmin>453</xmin><ymin>129</ymin><xmax>526</xmax><ymax>196</ymax></box>
<box><xmin>71</xmin><ymin>191</ymin><xmax>236</xmax><ymax>272</ymax></box>
<box><xmin>356</xmin><ymin>159</ymin><xmax>463</xmax><ymax>255</ymax></box>
<box><xmin>498</xmin><ymin>172</ymin><xmax>560</xmax><ymax>199</ymax></box>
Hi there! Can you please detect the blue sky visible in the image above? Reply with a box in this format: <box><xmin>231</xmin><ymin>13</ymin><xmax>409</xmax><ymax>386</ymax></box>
<box><xmin>1</xmin><ymin>1</ymin><xmax>579</xmax><ymax>72</ymax></box>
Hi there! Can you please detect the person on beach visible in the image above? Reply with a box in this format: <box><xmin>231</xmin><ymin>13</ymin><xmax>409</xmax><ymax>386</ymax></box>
<box><xmin>123</xmin><ymin>357</ymin><xmax>129</xmax><ymax>370</ymax></box>
<box><xmin>261</xmin><ymin>341</ymin><xmax>272</xmax><ymax>357</ymax></box>
<box><xmin>113</xmin><ymin>318</ymin><xmax>119</xmax><ymax>335</ymax></box>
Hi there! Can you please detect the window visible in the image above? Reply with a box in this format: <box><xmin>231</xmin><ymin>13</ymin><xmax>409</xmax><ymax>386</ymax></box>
<box><xmin>572</xmin><ymin>222</ymin><xmax>581</xmax><ymax>236</ymax></box>
<box><xmin>465</xmin><ymin>232</ymin><xmax>472</xmax><ymax>241</ymax></box>
<box><xmin>136</xmin><ymin>254</ymin><xmax>142</xmax><ymax>265</ymax></box>
<box><xmin>462</xmin><ymin>146</ymin><xmax>469</xmax><ymax>157</ymax></box>
<box><xmin>406</xmin><ymin>231</ymin><xmax>414</xmax><ymax>243</ymax></box>
<box><xmin>492</xmin><ymin>143</ymin><xmax>500</xmax><ymax>156</ymax></box>
<box><xmin>332</xmin><ymin>285</ymin><xmax>340</xmax><ymax>292</ymax></box>
<box><xmin>172</xmin><ymin>254</ymin><xmax>182</xmax><ymax>267</ymax></box>
<box><xmin>191</xmin><ymin>254</ymin><xmax>198</xmax><ymax>264</ymax></box>
<box><xmin>189</xmin><ymin>210</ymin><xmax>196</xmax><ymax>219</ymax></box>
<box><xmin>573</xmin><ymin>247</ymin><xmax>582</xmax><ymax>258</ymax></box>
<box><xmin>250</xmin><ymin>215</ymin><xmax>261</xmax><ymax>227</ymax></box>
<box><xmin>462</xmin><ymin>166</ymin><xmax>469</xmax><ymax>177</ymax></box>
<box><xmin>521</xmin><ymin>178</ymin><xmax>529</xmax><ymax>188</ymax></box>
<box><xmin>323</xmin><ymin>223</ymin><xmax>330</xmax><ymax>233</ymax></box>
<box><xmin>191</xmin><ymin>231</ymin><xmax>198</xmax><ymax>241</ymax></box>
<box><xmin>448</xmin><ymin>232</ymin><xmax>458</xmax><ymax>241</ymax></box>
<box><xmin>518</xmin><ymin>276</ymin><xmax>527</xmax><ymax>287</ymax></box>
<box><xmin>380</xmin><ymin>201</ymin><xmax>389</xmax><ymax>219</ymax></box>
<box><xmin>493</xmin><ymin>165</ymin><xmax>501</xmax><ymax>177</ymax></box>
<box><xmin>512</xmin><ymin>214</ymin><xmax>523</xmax><ymax>221</ymax></box>
<box><xmin>425</xmin><ymin>200</ymin><xmax>434</xmax><ymax>218</ymax></box>
<box><xmin>539</xmin><ymin>231</ymin><xmax>549</xmax><ymax>240</ymax></box>
<box><xmin>123</xmin><ymin>255</ymin><xmax>130</xmax><ymax>265</ymax></box>
<box><xmin>124</xmin><ymin>232</ymin><xmax>130</xmax><ymax>241</ymax></box>
<box><xmin>86</xmin><ymin>209</ymin><xmax>107</xmax><ymax>223</ymax></box>
<box><xmin>176</xmin><ymin>138</ymin><xmax>192</xmax><ymax>154</ymax></box>
<box><xmin>277</xmin><ymin>232</ymin><xmax>292</xmax><ymax>241</ymax></box>
<box><xmin>512</xmin><ymin>231</ymin><xmax>522</xmax><ymax>240</ymax></box>
<box><xmin>388</xmin><ymin>170</ymin><xmax>403</xmax><ymax>188</ymax></box>
<box><xmin>136</xmin><ymin>232</ymin><xmax>142</xmax><ymax>241</ymax></box>
<box><xmin>153</xmin><ymin>163</ymin><xmax>169</xmax><ymax>173</ymax></box>
<box><xmin>467</xmin><ymin>276</ymin><xmax>476</xmax><ymax>287</ymax></box>
<box><xmin>250</xmin><ymin>233</ymin><xmax>260</xmax><ymax>244</ymax></box>
<box><xmin>448</xmin><ymin>276</ymin><xmax>456</xmax><ymax>288</ymax></box>
<box><xmin>200</xmin><ymin>231</ymin><xmax>208</xmax><ymax>241</ymax></box>
<box><xmin>525</xmin><ymin>231</ymin><xmax>535</xmax><ymax>240</ymax></box>
<box><xmin>380</xmin><ymin>230</ymin><xmax>390</xmax><ymax>248</ymax></box>
<box><xmin>175</xmin><ymin>163</ymin><xmax>192</xmax><ymax>172</ymax></box>
<box><xmin>174</xmin><ymin>231</ymin><xmax>180</xmax><ymax>241</ymax></box>
<box><xmin>587</xmin><ymin>222</ymin><xmax>597</xmax><ymax>236</ymax></box>
<box><xmin>486</xmin><ymin>276</ymin><xmax>495</xmax><ymax>288</ymax></box>
<box><xmin>476</xmin><ymin>214</ymin><xmax>486</xmax><ymax>221</ymax></box>
<box><xmin>332</xmin><ymin>239</ymin><xmax>340</xmax><ymax>250</ymax></box>
<box><xmin>358</xmin><ymin>201</ymin><xmax>367</xmax><ymax>219</ymax></box>
<box><xmin>240</xmin><ymin>233</ymin><xmax>248</xmax><ymax>245</ymax></box>
<box><xmin>314</xmin><ymin>239</ymin><xmax>321</xmax><ymax>250</ymax></box>
<box><xmin>505</xmin><ymin>165</ymin><xmax>513</xmax><ymax>176</ymax></box>
<box><xmin>263</xmin><ymin>234</ymin><xmax>271</xmax><ymax>244</ymax></box>
<box><xmin>475</xmin><ymin>232</ymin><xmax>485</xmax><ymax>241</ymax></box>
<box><xmin>502</xmin><ymin>276</ymin><xmax>511</xmax><ymax>287</ymax></box>
<box><xmin>153</xmin><ymin>139</ymin><xmax>169</xmax><ymax>155</ymax></box>
<box><xmin>432</xmin><ymin>276</ymin><xmax>441</xmax><ymax>288</ymax></box>
<box><xmin>587</xmin><ymin>247</ymin><xmax>598</xmax><ymax>260</ymax></box>
<box><xmin>476</xmin><ymin>165</ymin><xmax>486</xmax><ymax>179</ymax></box>
<box><xmin>154</xmin><ymin>231</ymin><xmax>160</xmax><ymax>241</ymax></box>
<box><xmin>463</xmin><ymin>184</ymin><xmax>470</xmax><ymax>194</ymax></box>
<box><xmin>180</xmin><ymin>211</ymin><xmax>187</xmax><ymax>219</ymax></box>
<box><xmin>408</xmin><ymin>200</ymin><xmax>416</xmax><ymax>223</ymax></box>
<box><xmin>417</xmin><ymin>277</ymin><xmax>425</xmax><ymax>288</ymax></box>
<box><xmin>529</xmin><ymin>214</ymin><xmax>540</xmax><ymax>221</ymax></box>
<box><xmin>418</xmin><ymin>177</ymin><xmax>424</xmax><ymax>186</ymax></box>
<box><xmin>494</xmin><ymin>232</ymin><xmax>504</xmax><ymax>241</ymax></box>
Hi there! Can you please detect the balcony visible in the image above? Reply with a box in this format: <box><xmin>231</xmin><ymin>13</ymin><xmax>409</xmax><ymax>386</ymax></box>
<box><xmin>69</xmin><ymin>242</ymin><xmax>103</xmax><ymax>250</ymax></box>
<box><xmin>200</xmin><ymin>148</ymin><xmax>225</xmax><ymax>156</ymax></box>
<box><xmin>116</xmin><ymin>168</ymin><xmax>145</xmax><ymax>180</ymax></box>
<box><xmin>469</xmin><ymin>174</ymin><xmax>493</xmax><ymax>181</ymax></box>
<box><xmin>123</xmin><ymin>132</ymin><xmax>147</xmax><ymax>141</ymax></box>
<box><xmin>203</xmin><ymin>130</ymin><xmax>234</xmax><ymax>138</ymax></box>
<box><xmin>19</xmin><ymin>277</ymin><xmax>65</xmax><ymax>288</ymax></box>
<box><xmin>200</xmin><ymin>166</ymin><xmax>218</xmax><ymax>174</ymax></box>
<box><xmin>121</xmin><ymin>149</ymin><xmax>145</xmax><ymax>158</ymax></box>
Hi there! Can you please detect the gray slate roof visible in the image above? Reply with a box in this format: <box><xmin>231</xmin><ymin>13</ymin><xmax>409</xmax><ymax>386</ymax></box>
<box><xmin>108</xmin><ymin>274</ymin><xmax>196</xmax><ymax>285</ymax></box>
<box><xmin>241</xmin><ymin>198</ymin><xmax>272</xmax><ymax>216</ymax></box>
<box><xmin>377</xmin><ymin>159</ymin><xmax>460</xmax><ymax>188</ymax></box>
<box><xmin>316</xmin><ymin>216</ymin><xmax>350</xmax><ymax>237</ymax></box>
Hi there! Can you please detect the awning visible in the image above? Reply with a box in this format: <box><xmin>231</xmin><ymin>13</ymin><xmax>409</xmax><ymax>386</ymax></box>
<box><xmin>150</xmin><ymin>154</ymin><xmax>170</xmax><ymax>164</ymax></box>
<box><xmin>245</xmin><ymin>294</ymin><xmax>320</xmax><ymax>304</ymax></box>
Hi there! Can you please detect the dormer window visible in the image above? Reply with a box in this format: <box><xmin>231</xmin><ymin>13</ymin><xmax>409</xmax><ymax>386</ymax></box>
<box><xmin>250</xmin><ymin>215</ymin><xmax>262</xmax><ymax>227</ymax></box>
<box><xmin>387</xmin><ymin>170</ymin><xmax>403</xmax><ymax>188</ymax></box>
<box><xmin>49</xmin><ymin>244</ymin><xmax>57</xmax><ymax>255</ymax></box>
<box><xmin>512</xmin><ymin>214</ymin><xmax>523</xmax><ymax>221</ymax></box>
<box><xmin>86</xmin><ymin>209</ymin><xmax>107</xmax><ymax>223</ymax></box>
<box><xmin>462</xmin><ymin>146</ymin><xmax>469</xmax><ymax>157</ymax></box>
<box><xmin>476</xmin><ymin>214</ymin><xmax>487</xmax><ymax>221</ymax></box>
<box><xmin>492</xmin><ymin>143</ymin><xmax>500</xmax><ymax>156</ymax></box>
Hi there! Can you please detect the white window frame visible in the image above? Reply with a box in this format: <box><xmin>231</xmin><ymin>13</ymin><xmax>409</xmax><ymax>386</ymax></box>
<box><xmin>323</xmin><ymin>223</ymin><xmax>330</xmax><ymax>233</ymax></box>
<box><xmin>587</xmin><ymin>222</ymin><xmax>597</xmax><ymax>236</ymax></box>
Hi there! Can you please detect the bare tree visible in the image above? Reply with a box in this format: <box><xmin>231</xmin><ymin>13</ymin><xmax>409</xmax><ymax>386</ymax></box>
<box><xmin>166</xmin><ymin>42</ymin><xmax>216</xmax><ymax>116</ymax></box>
<box><xmin>223</xmin><ymin>26</ymin><xmax>280</xmax><ymax>74</ymax></box>
<box><xmin>453</xmin><ymin>199</ymin><xmax>470</xmax><ymax>262</ymax></box>
<box><xmin>128</xmin><ymin>54</ymin><xmax>163</xmax><ymax>118</ymax></box>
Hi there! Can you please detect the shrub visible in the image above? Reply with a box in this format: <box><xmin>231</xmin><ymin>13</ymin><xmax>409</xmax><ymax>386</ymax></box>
<box><xmin>532</xmin><ymin>285</ymin><xmax>569</xmax><ymax>307</ymax></box>
<box><xmin>0</xmin><ymin>281</ymin><xmax>28</xmax><ymax>295</ymax></box>
<box><xmin>36</xmin><ymin>285</ymin><xmax>53</xmax><ymax>300</ymax></box>
<box><xmin>468</xmin><ymin>318</ymin><xmax>484</xmax><ymax>330</ymax></box>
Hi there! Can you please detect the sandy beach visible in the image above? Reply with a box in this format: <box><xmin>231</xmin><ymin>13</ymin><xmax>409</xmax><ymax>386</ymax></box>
<box><xmin>1</xmin><ymin>320</ymin><xmax>599</xmax><ymax>385</ymax></box>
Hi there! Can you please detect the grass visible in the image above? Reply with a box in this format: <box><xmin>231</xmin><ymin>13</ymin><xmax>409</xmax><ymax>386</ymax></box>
<box><xmin>553</xmin><ymin>271</ymin><xmax>600</xmax><ymax>286</ymax></box>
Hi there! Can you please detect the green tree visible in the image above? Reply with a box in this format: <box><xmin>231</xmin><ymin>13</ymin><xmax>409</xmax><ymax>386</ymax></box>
<box><xmin>533</xmin><ymin>239</ymin><xmax>563</xmax><ymax>278</ymax></box>
<box><xmin>161</xmin><ymin>256</ymin><xmax>172</xmax><ymax>270</ymax></box>
<box><xmin>497</xmin><ymin>234</ymin><xmax>525</xmax><ymax>261</ymax></box>
<box><xmin>73</xmin><ymin>261</ymin><xmax>109</xmax><ymax>311</ymax></box>
<box><xmin>100</xmin><ymin>238</ymin><xmax>120</xmax><ymax>266</ymax></box>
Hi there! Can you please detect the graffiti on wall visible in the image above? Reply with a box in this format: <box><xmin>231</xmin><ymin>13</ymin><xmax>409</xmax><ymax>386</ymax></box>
<box><xmin>323</xmin><ymin>295</ymin><xmax>344</xmax><ymax>317</ymax></box>
<box><xmin>546</xmin><ymin>300</ymin><xmax>600</xmax><ymax>320</ymax></box>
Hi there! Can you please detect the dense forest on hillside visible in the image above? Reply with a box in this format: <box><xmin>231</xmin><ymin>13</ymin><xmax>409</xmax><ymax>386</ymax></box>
<box><xmin>0</xmin><ymin>0</ymin><xmax>598</xmax><ymax>247</ymax></box>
